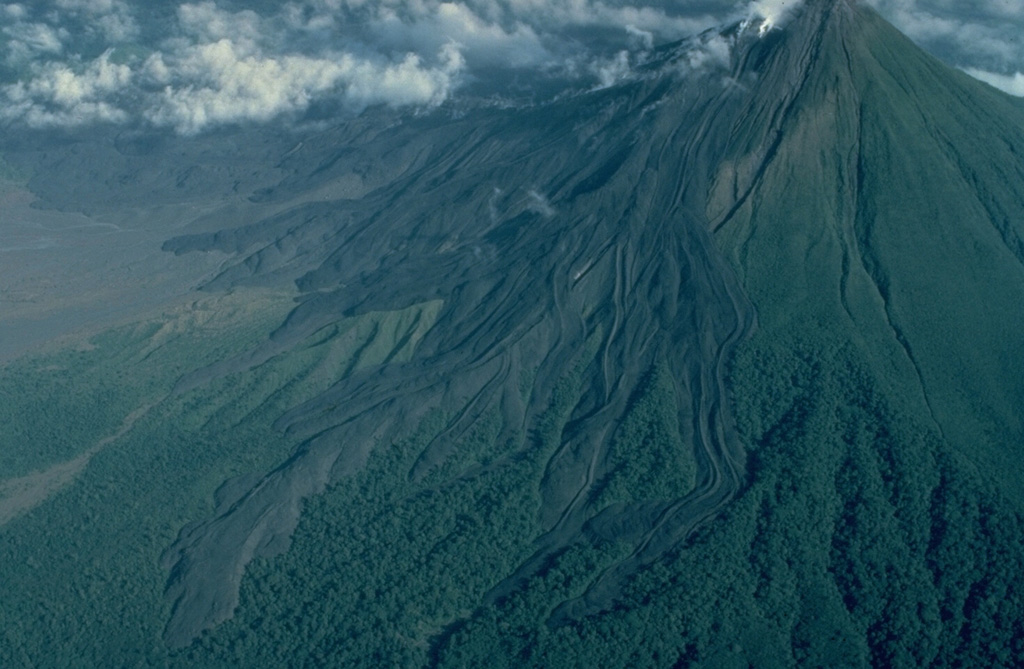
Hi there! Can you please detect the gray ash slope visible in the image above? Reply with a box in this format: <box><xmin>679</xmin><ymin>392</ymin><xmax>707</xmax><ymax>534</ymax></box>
<box><xmin>154</xmin><ymin>0</ymin><xmax>1024</xmax><ymax>647</ymax></box>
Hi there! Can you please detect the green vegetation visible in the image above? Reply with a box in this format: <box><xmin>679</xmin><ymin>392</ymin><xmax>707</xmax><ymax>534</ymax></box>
<box><xmin>433</xmin><ymin>336</ymin><xmax>1024</xmax><ymax>667</ymax></box>
<box><xmin>182</xmin><ymin>333</ymin><xmax>618</xmax><ymax>666</ymax></box>
<box><xmin>591</xmin><ymin>363</ymin><xmax>696</xmax><ymax>509</ymax></box>
<box><xmin>696</xmin><ymin>5</ymin><xmax>1024</xmax><ymax>664</ymax></box>
<box><xmin>0</xmin><ymin>292</ymin><xmax>446</xmax><ymax>666</ymax></box>
<box><xmin>0</xmin><ymin>301</ymin><xmax>724</xmax><ymax>666</ymax></box>
<box><xmin>4</xmin><ymin>300</ymin><xmax>1022</xmax><ymax>665</ymax></box>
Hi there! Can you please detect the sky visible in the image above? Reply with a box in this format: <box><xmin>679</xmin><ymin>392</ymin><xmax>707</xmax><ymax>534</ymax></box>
<box><xmin>0</xmin><ymin>0</ymin><xmax>1022</xmax><ymax>133</ymax></box>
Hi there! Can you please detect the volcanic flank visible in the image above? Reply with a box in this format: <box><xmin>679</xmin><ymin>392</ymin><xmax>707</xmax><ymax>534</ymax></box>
<box><xmin>1</xmin><ymin>0</ymin><xmax>1023</xmax><ymax>666</ymax></box>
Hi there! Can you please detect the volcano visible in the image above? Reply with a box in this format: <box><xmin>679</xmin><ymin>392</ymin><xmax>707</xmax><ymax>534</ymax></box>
<box><xmin>1</xmin><ymin>0</ymin><xmax>1023</xmax><ymax>665</ymax></box>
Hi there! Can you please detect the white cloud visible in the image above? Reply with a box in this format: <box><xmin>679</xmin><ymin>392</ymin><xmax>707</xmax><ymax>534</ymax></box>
<box><xmin>748</xmin><ymin>0</ymin><xmax>804</xmax><ymax>32</ymax></box>
<box><xmin>962</xmin><ymin>67</ymin><xmax>1024</xmax><ymax>96</ymax></box>
<box><xmin>0</xmin><ymin>1</ymin><xmax>761</xmax><ymax>133</ymax></box>
<box><xmin>679</xmin><ymin>33</ymin><xmax>732</xmax><ymax>74</ymax></box>
<box><xmin>143</xmin><ymin>39</ymin><xmax>463</xmax><ymax>134</ymax></box>
<box><xmin>176</xmin><ymin>2</ymin><xmax>263</xmax><ymax>44</ymax></box>
<box><xmin>866</xmin><ymin>0</ymin><xmax>1024</xmax><ymax>71</ymax></box>
<box><xmin>2</xmin><ymin>4</ymin><xmax>27</xmax><ymax>20</ymax></box>
<box><xmin>53</xmin><ymin>0</ymin><xmax>139</xmax><ymax>42</ymax></box>
<box><xmin>367</xmin><ymin>1</ymin><xmax>549</xmax><ymax>69</ymax></box>
<box><xmin>625</xmin><ymin>24</ymin><xmax>654</xmax><ymax>49</ymax></box>
<box><xmin>0</xmin><ymin>50</ymin><xmax>130</xmax><ymax>126</ymax></box>
<box><xmin>3</xmin><ymin>21</ymin><xmax>66</xmax><ymax>62</ymax></box>
<box><xmin>0</xmin><ymin>0</ymin><xmax>469</xmax><ymax>133</ymax></box>
<box><xmin>592</xmin><ymin>49</ymin><xmax>632</xmax><ymax>89</ymax></box>
<box><xmin>267</xmin><ymin>0</ymin><xmax>722</xmax><ymax>72</ymax></box>
<box><xmin>55</xmin><ymin>0</ymin><xmax>121</xmax><ymax>10</ymax></box>
<box><xmin>526</xmin><ymin>189</ymin><xmax>555</xmax><ymax>217</ymax></box>
<box><xmin>587</xmin><ymin>4</ymin><xmax>714</xmax><ymax>37</ymax></box>
<box><xmin>1</xmin><ymin>0</ymin><xmax>1022</xmax><ymax>132</ymax></box>
<box><xmin>93</xmin><ymin>12</ymin><xmax>137</xmax><ymax>42</ymax></box>
<box><xmin>982</xmin><ymin>0</ymin><xmax>1024</xmax><ymax>19</ymax></box>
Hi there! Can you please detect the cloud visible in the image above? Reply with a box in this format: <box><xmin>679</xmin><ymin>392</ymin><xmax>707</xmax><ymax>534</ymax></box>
<box><xmin>625</xmin><ymin>24</ymin><xmax>653</xmax><ymax>50</ymax></box>
<box><xmin>747</xmin><ymin>0</ymin><xmax>804</xmax><ymax>33</ymax></box>
<box><xmin>175</xmin><ymin>2</ymin><xmax>263</xmax><ymax>44</ymax></box>
<box><xmin>144</xmin><ymin>39</ymin><xmax>463</xmax><ymax>134</ymax></box>
<box><xmin>0</xmin><ymin>0</ymin><xmax>1022</xmax><ymax>132</ymax></box>
<box><xmin>3</xmin><ymin>21</ymin><xmax>66</xmax><ymax>62</ymax></box>
<box><xmin>679</xmin><ymin>33</ymin><xmax>733</xmax><ymax>74</ymax></box>
<box><xmin>365</xmin><ymin>1</ymin><xmax>550</xmax><ymax>70</ymax></box>
<box><xmin>865</xmin><ymin>0</ymin><xmax>1024</xmax><ymax>75</ymax></box>
<box><xmin>592</xmin><ymin>50</ymin><xmax>633</xmax><ymax>89</ymax></box>
<box><xmin>961</xmin><ymin>68</ymin><xmax>1024</xmax><ymax>97</ymax></box>
<box><xmin>1</xmin><ymin>0</ymin><xmax>467</xmax><ymax>133</ymax></box>
<box><xmin>526</xmin><ymin>189</ymin><xmax>555</xmax><ymax>217</ymax></box>
<box><xmin>982</xmin><ymin>0</ymin><xmax>1024</xmax><ymax>19</ymax></box>
<box><xmin>53</xmin><ymin>0</ymin><xmax>140</xmax><ymax>42</ymax></box>
<box><xmin>2</xmin><ymin>5</ymin><xmax>28</xmax><ymax>20</ymax></box>
<box><xmin>3</xmin><ymin>0</ymin><xmax>713</xmax><ymax>132</ymax></box>
<box><xmin>0</xmin><ymin>49</ymin><xmax>130</xmax><ymax>127</ymax></box>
